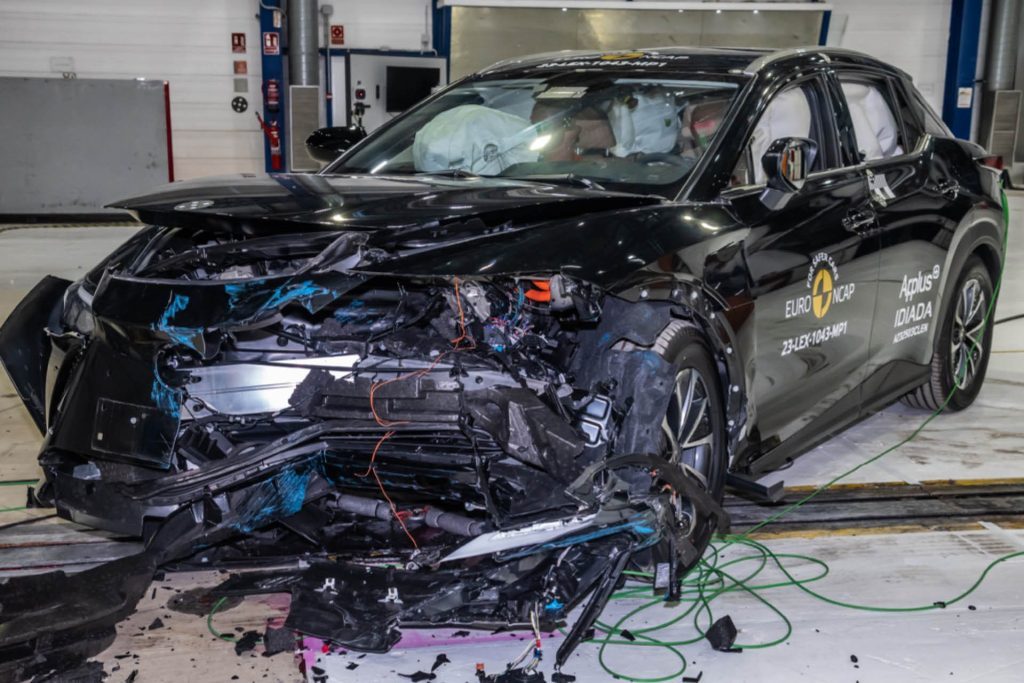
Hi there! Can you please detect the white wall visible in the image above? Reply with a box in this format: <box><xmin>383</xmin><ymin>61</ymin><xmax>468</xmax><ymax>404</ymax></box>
<box><xmin>0</xmin><ymin>0</ymin><xmax>265</xmax><ymax>180</ymax></box>
<box><xmin>0</xmin><ymin>0</ymin><xmax>956</xmax><ymax>178</ymax></box>
<box><xmin>321</xmin><ymin>0</ymin><xmax>432</xmax><ymax>52</ymax></box>
<box><xmin>827</xmin><ymin>0</ymin><xmax>952</xmax><ymax>113</ymax></box>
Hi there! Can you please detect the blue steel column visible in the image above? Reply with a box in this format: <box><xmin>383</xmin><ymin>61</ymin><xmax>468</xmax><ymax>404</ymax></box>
<box><xmin>433</xmin><ymin>3</ymin><xmax>452</xmax><ymax>80</ymax></box>
<box><xmin>260</xmin><ymin>3</ymin><xmax>286</xmax><ymax>173</ymax></box>
<box><xmin>817</xmin><ymin>10</ymin><xmax>832</xmax><ymax>46</ymax></box>
<box><xmin>942</xmin><ymin>0</ymin><xmax>983</xmax><ymax>140</ymax></box>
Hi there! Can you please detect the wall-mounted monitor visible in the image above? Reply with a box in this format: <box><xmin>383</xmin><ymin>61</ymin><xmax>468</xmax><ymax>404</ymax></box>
<box><xmin>386</xmin><ymin>66</ymin><xmax>441</xmax><ymax>113</ymax></box>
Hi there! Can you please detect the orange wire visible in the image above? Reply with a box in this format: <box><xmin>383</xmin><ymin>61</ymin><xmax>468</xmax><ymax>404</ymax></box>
<box><xmin>451</xmin><ymin>277</ymin><xmax>470</xmax><ymax>346</ymax></box>
<box><xmin>357</xmin><ymin>277</ymin><xmax>476</xmax><ymax>550</ymax></box>
<box><xmin>371</xmin><ymin>465</ymin><xmax>419</xmax><ymax>548</ymax></box>
<box><xmin>356</xmin><ymin>430</ymin><xmax>396</xmax><ymax>478</ymax></box>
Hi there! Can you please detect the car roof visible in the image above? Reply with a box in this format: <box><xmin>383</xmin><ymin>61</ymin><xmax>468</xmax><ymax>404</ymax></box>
<box><xmin>481</xmin><ymin>46</ymin><xmax>909</xmax><ymax>80</ymax></box>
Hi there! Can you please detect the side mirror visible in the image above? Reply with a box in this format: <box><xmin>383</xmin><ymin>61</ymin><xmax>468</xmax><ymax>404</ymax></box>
<box><xmin>305</xmin><ymin>126</ymin><xmax>367</xmax><ymax>163</ymax></box>
<box><xmin>759</xmin><ymin>137</ymin><xmax>818</xmax><ymax>210</ymax></box>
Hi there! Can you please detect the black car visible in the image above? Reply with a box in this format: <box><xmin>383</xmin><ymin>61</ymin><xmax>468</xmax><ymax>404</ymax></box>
<box><xmin>0</xmin><ymin>46</ymin><xmax>1006</xmax><ymax>678</ymax></box>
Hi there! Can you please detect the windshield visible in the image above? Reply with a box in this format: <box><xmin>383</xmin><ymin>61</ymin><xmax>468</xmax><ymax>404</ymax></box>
<box><xmin>325</xmin><ymin>72</ymin><xmax>742</xmax><ymax>198</ymax></box>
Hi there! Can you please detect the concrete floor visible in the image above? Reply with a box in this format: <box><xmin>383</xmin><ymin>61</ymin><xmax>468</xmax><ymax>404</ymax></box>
<box><xmin>0</xmin><ymin>194</ymin><xmax>1023</xmax><ymax>682</ymax></box>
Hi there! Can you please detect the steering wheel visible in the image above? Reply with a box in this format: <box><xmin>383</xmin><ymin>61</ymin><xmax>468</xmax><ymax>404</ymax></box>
<box><xmin>634</xmin><ymin>153</ymin><xmax>691</xmax><ymax>168</ymax></box>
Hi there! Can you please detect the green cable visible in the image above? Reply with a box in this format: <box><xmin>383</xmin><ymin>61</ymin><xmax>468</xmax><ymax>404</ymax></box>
<box><xmin>207</xmin><ymin>596</ymin><xmax>237</xmax><ymax>642</ymax></box>
<box><xmin>586</xmin><ymin>183</ymin><xmax>1015</xmax><ymax>681</ymax></box>
<box><xmin>0</xmin><ymin>480</ymin><xmax>37</xmax><ymax>512</ymax></box>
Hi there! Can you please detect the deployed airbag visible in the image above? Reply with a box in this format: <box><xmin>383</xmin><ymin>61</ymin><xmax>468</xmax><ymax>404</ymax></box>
<box><xmin>413</xmin><ymin>104</ymin><xmax>539</xmax><ymax>174</ymax></box>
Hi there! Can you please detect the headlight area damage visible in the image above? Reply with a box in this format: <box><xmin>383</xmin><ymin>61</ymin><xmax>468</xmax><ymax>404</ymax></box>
<box><xmin>0</xmin><ymin>228</ymin><xmax>729</xmax><ymax>680</ymax></box>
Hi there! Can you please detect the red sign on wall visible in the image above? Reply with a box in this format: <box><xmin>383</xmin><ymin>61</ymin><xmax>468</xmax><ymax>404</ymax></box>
<box><xmin>231</xmin><ymin>32</ymin><xmax>246</xmax><ymax>53</ymax></box>
<box><xmin>330</xmin><ymin>25</ymin><xmax>345</xmax><ymax>46</ymax></box>
<box><xmin>263</xmin><ymin>32</ymin><xmax>280</xmax><ymax>56</ymax></box>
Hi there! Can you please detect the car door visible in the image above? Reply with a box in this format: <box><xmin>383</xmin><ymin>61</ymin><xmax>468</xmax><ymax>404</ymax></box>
<box><xmin>829</xmin><ymin>71</ymin><xmax>958</xmax><ymax>405</ymax></box>
<box><xmin>721</xmin><ymin>73</ymin><xmax>881</xmax><ymax>457</ymax></box>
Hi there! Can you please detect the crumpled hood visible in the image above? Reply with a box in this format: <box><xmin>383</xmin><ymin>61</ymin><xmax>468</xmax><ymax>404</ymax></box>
<box><xmin>109</xmin><ymin>172</ymin><xmax>663</xmax><ymax>245</ymax></box>
<box><xmin>102</xmin><ymin>172</ymin><xmax>739</xmax><ymax>292</ymax></box>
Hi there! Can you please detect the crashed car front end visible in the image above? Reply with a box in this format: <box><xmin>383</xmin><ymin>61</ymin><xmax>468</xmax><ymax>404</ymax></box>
<box><xmin>0</xmin><ymin>216</ymin><xmax>730</xmax><ymax>677</ymax></box>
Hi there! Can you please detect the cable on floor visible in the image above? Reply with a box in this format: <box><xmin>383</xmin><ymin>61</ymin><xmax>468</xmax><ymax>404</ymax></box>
<box><xmin>578</xmin><ymin>185</ymin><xmax>1017</xmax><ymax>681</ymax></box>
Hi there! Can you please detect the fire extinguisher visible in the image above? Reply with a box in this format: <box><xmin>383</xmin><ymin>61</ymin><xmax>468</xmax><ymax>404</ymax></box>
<box><xmin>256</xmin><ymin>112</ymin><xmax>282</xmax><ymax>171</ymax></box>
<box><xmin>264</xmin><ymin>78</ymin><xmax>281</xmax><ymax>113</ymax></box>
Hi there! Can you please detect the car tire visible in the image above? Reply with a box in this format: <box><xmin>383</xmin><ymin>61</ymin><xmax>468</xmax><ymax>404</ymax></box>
<box><xmin>647</xmin><ymin>320</ymin><xmax>728</xmax><ymax>552</ymax></box>
<box><xmin>902</xmin><ymin>255</ymin><xmax>994</xmax><ymax>412</ymax></box>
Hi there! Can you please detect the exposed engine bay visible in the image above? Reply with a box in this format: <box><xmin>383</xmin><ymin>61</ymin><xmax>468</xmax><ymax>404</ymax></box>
<box><xmin>0</xmin><ymin>225</ymin><xmax>730</xmax><ymax>680</ymax></box>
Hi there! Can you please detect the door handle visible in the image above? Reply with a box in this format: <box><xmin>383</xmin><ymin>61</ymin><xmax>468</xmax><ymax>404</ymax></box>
<box><xmin>842</xmin><ymin>209</ymin><xmax>877</xmax><ymax>234</ymax></box>
<box><xmin>937</xmin><ymin>179</ymin><xmax>960</xmax><ymax>200</ymax></box>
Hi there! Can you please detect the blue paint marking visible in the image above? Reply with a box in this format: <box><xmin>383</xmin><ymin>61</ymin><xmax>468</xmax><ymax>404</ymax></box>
<box><xmin>225</xmin><ymin>279</ymin><xmax>335</xmax><ymax>317</ymax></box>
<box><xmin>544</xmin><ymin>599</ymin><xmax>564</xmax><ymax>611</ymax></box>
<box><xmin>153</xmin><ymin>293</ymin><xmax>203</xmax><ymax>351</ymax></box>
<box><xmin>233</xmin><ymin>467</ymin><xmax>312</xmax><ymax>533</ymax></box>
<box><xmin>150</xmin><ymin>377</ymin><xmax>180</xmax><ymax>418</ymax></box>
<box><xmin>333</xmin><ymin>298</ymin><xmax>368</xmax><ymax>322</ymax></box>
<box><xmin>158</xmin><ymin>293</ymin><xmax>189</xmax><ymax>328</ymax></box>
<box><xmin>262</xmin><ymin>281</ymin><xmax>334</xmax><ymax>312</ymax></box>
<box><xmin>224</xmin><ymin>279</ymin><xmax>269</xmax><ymax>309</ymax></box>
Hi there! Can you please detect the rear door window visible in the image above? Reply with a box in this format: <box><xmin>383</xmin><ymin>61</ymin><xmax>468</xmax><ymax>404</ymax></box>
<box><xmin>838</xmin><ymin>77</ymin><xmax>905</xmax><ymax>161</ymax></box>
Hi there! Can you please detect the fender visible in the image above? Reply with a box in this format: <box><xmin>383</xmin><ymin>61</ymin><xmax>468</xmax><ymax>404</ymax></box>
<box><xmin>927</xmin><ymin>196</ymin><xmax>1005</xmax><ymax>366</ymax></box>
<box><xmin>609</xmin><ymin>275</ymin><xmax>750</xmax><ymax>470</ymax></box>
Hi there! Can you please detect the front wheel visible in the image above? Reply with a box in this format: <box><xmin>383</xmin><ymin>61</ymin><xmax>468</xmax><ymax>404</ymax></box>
<box><xmin>641</xmin><ymin>321</ymin><xmax>728</xmax><ymax>554</ymax></box>
<box><xmin>902</xmin><ymin>255</ymin><xmax>995</xmax><ymax>411</ymax></box>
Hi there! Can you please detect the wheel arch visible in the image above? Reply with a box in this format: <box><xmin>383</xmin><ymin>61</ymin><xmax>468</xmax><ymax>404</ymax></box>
<box><xmin>932</xmin><ymin>207</ymin><xmax>1005</xmax><ymax>352</ymax></box>
<box><xmin>608</xmin><ymin>277</ymin><xmax>748</xmax><ymax>470</ymax></box>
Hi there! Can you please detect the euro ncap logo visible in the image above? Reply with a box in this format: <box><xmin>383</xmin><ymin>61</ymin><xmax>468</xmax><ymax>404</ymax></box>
<box><xmin>811</xmin><ymin>268</ymin><xmax>833</xmax><ymax>319</ymax></box>
<box><xmin>600</xmin><ymin>51</ymin><xmax>645</xmax><ymax>61</ymax></box>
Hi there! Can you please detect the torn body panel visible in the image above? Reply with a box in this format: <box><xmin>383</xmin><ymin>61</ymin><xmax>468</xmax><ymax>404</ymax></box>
<box><xmin>0</xmin><ymin>191</ymin><xmax>734</xmax><ymax>679</ymax></box>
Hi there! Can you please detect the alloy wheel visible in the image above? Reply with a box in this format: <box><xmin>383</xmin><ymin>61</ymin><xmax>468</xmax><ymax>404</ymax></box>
<box><xmin>950</xmin><ymin>277</ymin><xmax>987</xmax><ymax>391</ymax></box>
<box><xmin>661</xmin><ymin>367</ymin><xmax>715</xmax><ymax>488</ymax></box>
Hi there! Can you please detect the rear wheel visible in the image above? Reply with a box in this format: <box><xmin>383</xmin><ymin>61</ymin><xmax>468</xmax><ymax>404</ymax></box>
<box><xmin>902</xmin><ymin>256</ymin><xmax>994</xmax><ymax>411</ymax></box>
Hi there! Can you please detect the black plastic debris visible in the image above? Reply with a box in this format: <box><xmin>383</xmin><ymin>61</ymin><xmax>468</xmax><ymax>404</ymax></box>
<box><xmin>431</xmin><ymin>654</ymin><xmax>451</xmax><ymax>672</ymax></box>
<box><xmin>398</xmin><ymin>672</ymin><xmax>436</xmax><ymax>682</ymax></box>
<box><xmin>147</xmin><ymin>618</ymin><xmax>164</xmax><ymax>631</ymax></box>
<box><xmin>262</xmin><ymin>625</ymin><xmax>294</xmax><ymax>656</ymax></box>
<box><xmin>346</xmin><ymin>662</ymin><xmax>359</xmax><ymax>670</ymax></box>
<box><xmin>551</xmin><ymin>672</ymin><xmax>576</xmax><ymax>682</ymax></box>
<box><xmin>169</xmin><ymin>587</ymin><xmax>241</xmax><ymax>616</ymax></box>
<box><xmin>705</xmin><ymin>615</ymin><xmax>740</xmax><ymax>652</ymax></box>
<box><xmin>233</xmin><ymin>630</ymin><xmax>261</xmax><ymax>656</ymax></box>
<box><xmin>682</xmin><ymin>672</ymin><xmax>703</xmax><ymax>683</ymax></box>
<box><xmin>619</xmin><ymin>629</ymin><xmax>636</xmax><ymax>642</ymax></box>
<box><xmin>851</xmin><ymin>655</ymin><xmax>859</xmax><ymax>663</ymax></box>
<box><xmin>488</xmin><ymin>670</ymin><xmax>546</xmax><ymax>683</ymax></box>
<box><xmin>31</xmin><ymin>661</ymin><xmax>108</xmax><ymax>683</ymax></box>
